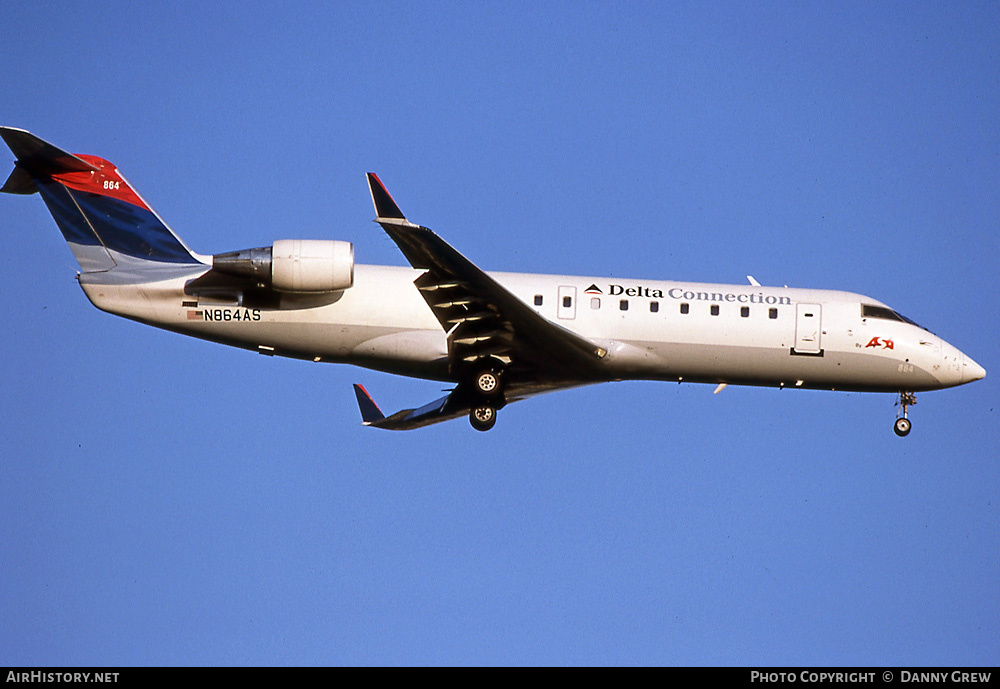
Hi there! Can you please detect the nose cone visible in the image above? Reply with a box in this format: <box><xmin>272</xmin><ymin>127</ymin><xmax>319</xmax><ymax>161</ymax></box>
<box><xmin>963</xmin><ymin>354</ymin><xmax>986</xmax><ymax>384</ymax></box>
<box><xmin>936</xmin><ymin>341</ymin><xmax>985</xmax><ymax>388</ymax></box>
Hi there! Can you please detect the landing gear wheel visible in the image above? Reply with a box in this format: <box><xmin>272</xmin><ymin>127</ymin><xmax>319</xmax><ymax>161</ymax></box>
<box><xmin>473</xmin><ymin>369</ymin><xmax>502</xmax><ymax>399</ymax></box>
<box><xmin>894</xmin><ymin>391</ymin><xmax>916</xmax><ymax>438</ymax></box>
<box><xmin>469</xmin><ymin>405</ymin><xmax>497</xmax><ymax>432</ymax></box>
<box><xmin>893</xmin><ymin>417</ymin><xmax>912</xmax><ymax>437</ymax></box>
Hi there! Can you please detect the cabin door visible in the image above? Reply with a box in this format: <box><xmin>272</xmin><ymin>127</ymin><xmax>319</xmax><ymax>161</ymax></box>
<box><xmin>793</xmin><ymin>303</ymin><xmax>822</xmax><ymax>354</ymax></box>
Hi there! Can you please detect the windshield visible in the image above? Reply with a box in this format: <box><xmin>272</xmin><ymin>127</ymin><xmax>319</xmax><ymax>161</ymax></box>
<box><xmin>861</xmin><ymin>304</ymin><xmax>925</xmax><ymax>329</ymax></box>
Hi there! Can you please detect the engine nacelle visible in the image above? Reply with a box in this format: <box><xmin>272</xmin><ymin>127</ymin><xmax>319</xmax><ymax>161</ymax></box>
<box><xmin>271</xmin><ymin>239</ymin><xmax>354</xmax><ymax>292</ymax></box>
<box><xmin>212</xmin><ymin>239</ymin><xmax>354</xmax><ymax>293</ymax></box>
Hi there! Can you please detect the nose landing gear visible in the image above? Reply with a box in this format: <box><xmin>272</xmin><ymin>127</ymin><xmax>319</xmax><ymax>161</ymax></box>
<box><xmin>894</xmin><ymin>392</ymin><xmax>916</xmax><ymax>437</ymax></box>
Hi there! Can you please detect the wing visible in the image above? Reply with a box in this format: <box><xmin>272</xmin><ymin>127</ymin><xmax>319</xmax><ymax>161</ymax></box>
<box><xmin>353</xmin><ymin>383</ymin><xmax>507</xmax><ymax>431</ymax></box>
<box><xmin>366</xmin><ymin>173</ymin><xmax>607</xmax><ymax>381</ymax></box>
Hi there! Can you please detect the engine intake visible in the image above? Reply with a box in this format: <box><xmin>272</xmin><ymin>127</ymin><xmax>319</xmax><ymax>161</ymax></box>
<box><xmin>213</xmin><ymin>239</ymin><xmax>354</xmax><ymax>293</ymax></box>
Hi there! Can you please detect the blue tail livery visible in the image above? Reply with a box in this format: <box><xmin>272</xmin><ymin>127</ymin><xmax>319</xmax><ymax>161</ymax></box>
<box><xmin>0</xmin><ymin>127</ymin><xmax>201</xmax><ymax>272</ymax></box>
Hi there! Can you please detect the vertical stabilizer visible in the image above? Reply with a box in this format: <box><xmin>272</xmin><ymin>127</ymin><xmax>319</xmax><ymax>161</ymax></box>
<box><xmin>1</xmin><ymin>127</ymin><xmax>202</xmax><ymax>272</ymax></box>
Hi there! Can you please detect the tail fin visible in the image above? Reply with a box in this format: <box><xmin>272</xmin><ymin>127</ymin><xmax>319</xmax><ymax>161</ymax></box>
<box><xmin>1</xmin><ymin>127</ymin><xmax>202</xmax><ymax>272</ymax></box>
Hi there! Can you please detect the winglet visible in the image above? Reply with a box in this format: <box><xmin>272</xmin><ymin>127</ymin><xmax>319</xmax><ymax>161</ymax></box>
<box><xmin>353</xmin><ymin>384</ymin><xmax>386</xmax><ymax>425</ymax></box>
<box><xmin>366</xmin><ymin>172</ymin><xmax>406</xmax><ymax>220</ymax></box>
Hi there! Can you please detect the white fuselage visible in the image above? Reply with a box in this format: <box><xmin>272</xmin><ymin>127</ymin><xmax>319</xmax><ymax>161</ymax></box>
<box><xmin>78</xmin><ymin>263</ymin><xmax>982</xmax><ymax>395</ymax></box>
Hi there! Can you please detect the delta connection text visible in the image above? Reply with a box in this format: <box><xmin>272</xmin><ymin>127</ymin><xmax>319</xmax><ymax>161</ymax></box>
<box><xmin>750</xmin><ymin>671</ymin><xmax>992</xmax><ymax>683</ymax></box>
<box><xmin>606</xmin><ymin>284</ymin><xmax>793</xmax><ymax>305</ymax></box>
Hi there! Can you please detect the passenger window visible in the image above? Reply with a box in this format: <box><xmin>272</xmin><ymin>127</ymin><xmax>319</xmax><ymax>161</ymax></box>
<box><xmin>680</xmin><ymin>303</ymin><xmax>689</xmax><ymax>314</ymax></box>
<box><xmin>620</xmin><ymin>299</ymin><xmax>629</xmax><ymax>311</ymax></box>
<box><xmin>711</xmin><ymin>305</ymin><xmax>719</xmax><ymax>316</ymax></box>
<box><xmin>563</xmin><ymin>296</ymin><xmax>572</xmax><ymax>308</ymax></box>
<box><xmin>769</xmin><ymin>308</ymin><xmax>778</xmax><ymax>319</ymax></box>
<box><xmin>650</xmin><ymin>301</ymin><xmax>659</xmax><ymax>313</ymax></box>
<box><xmin>534</xmin><ymin>295</ymin><xmax>543</xmax><ymax>306</ymax></box>
<box><xmin>741</xmin><ymin>306</ymin><xmax>749</xmax><ymax>318</ymax></box>
<box><xmin>590</xmin><ymin>297</ymin><xmax>600</xmax><ymax>310</ymax></box>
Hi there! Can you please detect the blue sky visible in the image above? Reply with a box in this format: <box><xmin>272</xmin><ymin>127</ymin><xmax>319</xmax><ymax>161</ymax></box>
<box><xmin>1</xmin><ymin>2</ymin><xmax>997</xmax><ymax>665</ymax></box>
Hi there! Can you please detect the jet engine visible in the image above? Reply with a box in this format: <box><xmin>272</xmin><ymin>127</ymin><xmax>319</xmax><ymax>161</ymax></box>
<box><xmin>212</xmin><ymin>240</ymin><xmax>354</xmax><ymax>292</ymax></box>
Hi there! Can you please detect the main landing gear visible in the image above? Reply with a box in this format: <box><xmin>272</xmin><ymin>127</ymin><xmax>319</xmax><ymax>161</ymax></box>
<box><xmin>473</xmin><ymin>369</ymin><xmax>502</xmax><ymax>398</ymax></box>
<box><xmin>470</xmin><ymin>404</ymin><xmax>498</xmax><ymax>432</ymax></box>
<box><xmin>894</xmin><ymin>392</ymin><xmax>916</xmax><ymax>437</ymax></box>
<box><xmin>468</xmin><ymin>363</ymin><xmax>505</xmax><ymax>432</ymax></box>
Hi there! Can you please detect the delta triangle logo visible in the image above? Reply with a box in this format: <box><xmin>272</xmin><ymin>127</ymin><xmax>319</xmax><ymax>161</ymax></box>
<box><xmin>584</xmin><ymin>284</ymin><xmax>602</xmax><ymax>294</ymax></box>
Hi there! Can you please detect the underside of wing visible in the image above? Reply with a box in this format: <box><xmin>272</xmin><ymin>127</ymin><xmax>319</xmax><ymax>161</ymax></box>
<box><xmin>365</xmin><ymin>173</ymin><xmax>607</xmax><ymax>383</ymax></box>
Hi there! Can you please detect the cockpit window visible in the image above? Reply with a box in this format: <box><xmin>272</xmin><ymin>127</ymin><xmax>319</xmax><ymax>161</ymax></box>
<box><xmin>861</xmin><ymin>304</ymin><xmax>922</xmax><ymax>328</ymax></box>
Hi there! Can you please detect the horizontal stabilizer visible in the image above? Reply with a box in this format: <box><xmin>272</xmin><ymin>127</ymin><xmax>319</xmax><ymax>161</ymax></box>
<box><xmin>0</xmin><ymin>127</ymin><xmax>98</xmax><ymax>177</ymax></box>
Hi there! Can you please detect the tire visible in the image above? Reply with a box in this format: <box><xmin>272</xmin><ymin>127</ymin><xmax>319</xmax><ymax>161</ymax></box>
<box><xmin>893</xmin><ymin>417</ymin><xmax>911</xmax><ymax>437</ymax></box>
<box><xmin>469</xmin><ymin>405</ymin><xmax>497</xmax><ymax>432</ymax></box>
<box><xmin>473</xmin><ymin>369</ymin><xmax>502</xmax><ymax>399</ymax></box>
